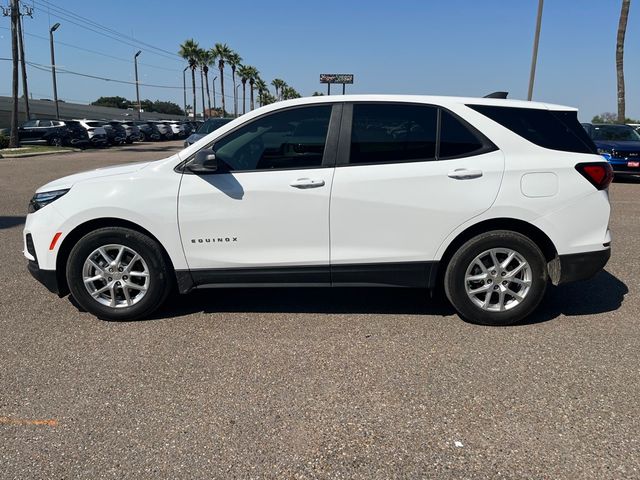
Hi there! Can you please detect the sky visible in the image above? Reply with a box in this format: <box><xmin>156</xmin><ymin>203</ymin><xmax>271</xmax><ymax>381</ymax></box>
<box><xmin>0</xmin><ymin>0</ymin><xmax>638</xmax><ymax>121</ymax></box>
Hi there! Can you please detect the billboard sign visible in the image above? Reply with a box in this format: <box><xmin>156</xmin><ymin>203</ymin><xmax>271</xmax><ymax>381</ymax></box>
<box><xmin>320</xmin><ymin>74</ymin><xmax>354</xmax><ymax>84</ymax></box>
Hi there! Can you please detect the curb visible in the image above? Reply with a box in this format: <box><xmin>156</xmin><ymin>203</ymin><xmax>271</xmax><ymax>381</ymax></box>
<box><xmin>0</xmin><ymin>148</ymin><xmax>79</xmax><ymax>159</ymax></box>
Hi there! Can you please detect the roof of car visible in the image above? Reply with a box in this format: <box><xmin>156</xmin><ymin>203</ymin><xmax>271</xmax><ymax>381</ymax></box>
<box><xmin>263</xmin><ymin>94</ymin><xmax>577</xmax><ymax>112</ymax></box>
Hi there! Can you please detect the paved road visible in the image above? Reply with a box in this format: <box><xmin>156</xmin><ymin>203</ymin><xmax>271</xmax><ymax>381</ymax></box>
<box><xmin>1</xmin><ymin>142</ymin><xmax>638</xmax><ymax>479</ymax></box>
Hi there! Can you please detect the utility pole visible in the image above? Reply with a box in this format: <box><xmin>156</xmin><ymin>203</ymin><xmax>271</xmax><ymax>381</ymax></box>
<box><xmin>527</xmin><ymin>0</ymin><xmax>544</xmax><ymax>101</ymax></box>
<box><xmin>9</xmin><ymin>0</ymin><xmax>20</xmax><ymax>147</ymax></box>
<box><xmin>212</xmin><ymin>76</ymin><xmax>217</xmax><ymax>111</ymax></box>
<box><xmin>49</xmin><ymin>23</ymin><xmax>60</xmax><ymax>119</ymax></box>
<box><xmin>16</xmin><ymin>3</ymin><xmax>31</xmax><ymax>120</ymax></box>
<box><xmin>134</xmin><ymin>50</ymin><xmax>141</xmax><ymax>120</ymax></box>
<box><xmin>200</xmin><ymin>68</ymin><xmax>206</xmax><ymax>120</ymax></box>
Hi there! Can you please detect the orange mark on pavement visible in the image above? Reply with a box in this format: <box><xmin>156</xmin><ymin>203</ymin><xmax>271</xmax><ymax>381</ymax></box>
<box><xmin>0</xmin><ymin>416</ymin><xmax>58</xmax><ymax>427</ymax></box>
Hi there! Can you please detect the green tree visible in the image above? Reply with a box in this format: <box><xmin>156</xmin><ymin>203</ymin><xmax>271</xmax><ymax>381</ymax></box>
<box><xmin>151</xmin><ymin>100</ymin><xmax>184</xmax><ymax>115</ymax></box>
<box><xmin>271</xmin><ymin>78</ymin><xmax>286</xmax><ymax>101</ymax></box>
<box><xmin>311</xmin><ymin>91</ymin><xmax>325</xmax><ymax>96</ymax></box>
<box><xmin>255</xmin><ymin>78</ymin><xmax>268</xmax><ymax>108</ymax></box>
<box><xmin>211</xmin><ymin>43</ymin><xmax>232</xmax><ymax>117</ymax></box>
<box><xmin>237</xmin><ymin>64</ymin><xmax>253</xmax><ymax>115</ymax></box>
<box><xmin>179</xmin><ymin>39</ymin><xmax>200</xmax><ymax>119</ymax></box>
<box><xmin>91</xmin><ymin>96</ymin><xmax>130</xmax><ymax>109</ymax></box>
<box><xmin>227</xmin><ymin>51</ymin><xmax>242</xmax><ymax>117</ymax></box>
<box><xmin>248</xmin><ymin>67</ymin><xmax>260</xmax><ymax>110</ymax></box>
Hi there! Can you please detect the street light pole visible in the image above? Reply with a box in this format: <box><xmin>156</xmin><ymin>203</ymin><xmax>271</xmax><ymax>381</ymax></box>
<box><xmin>527</xmin><ymin>0</ymin><xmax>544</xmax><ymax>101</ymax></box>
<box><xmin>49</xmin><ymin>22</ymin><xmax>61</xmax><ymax>120</ymax></box>
<box><xmin>212</xmin><ymin>75</ymin><xmax>217</xmax><ymax>111</ymax></box>
<box><xmin>182</xmin><ymin>66</ymin><xmax>188</xmax><ymax>120</ymax></box>
<box><xmin>235</xmin><ymin>84</ymin><xmax>241</xmax><ymax>117</ymax></box>
<box><xmin>134</xmin><ymin>50</ymin><xmax>142</xmax><ymax>120</ymax></box>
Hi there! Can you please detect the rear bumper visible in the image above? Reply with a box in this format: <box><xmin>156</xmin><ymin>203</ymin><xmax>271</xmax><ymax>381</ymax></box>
<box><xmin>557</xmin><ymin>248</ymin><xmax>611</xmax><ymax>284</ymax></box>
<box><xmin>27</xmin><ymin>261</ymin><xmax>62</xmax><ymax>296</ymax></box>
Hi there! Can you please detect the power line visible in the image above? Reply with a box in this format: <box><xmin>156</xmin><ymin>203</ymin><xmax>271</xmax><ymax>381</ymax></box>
<box><xmin>30</xmin><ymin>0</ymin><xmax>182</xmax><ymax>63</ymax></box>
<box><xmin>35</xmin><ymin>0</ymin><xmax>181</xmax><ymax>59</ymax></box>
<box><xmin>0</xmin><ymin>26</ymin><xmax>179</xmax><ymax>72</ymax></box>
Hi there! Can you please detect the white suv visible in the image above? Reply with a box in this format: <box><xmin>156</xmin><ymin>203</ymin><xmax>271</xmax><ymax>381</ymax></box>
<box><xmin>24</xmin><ymin>95</ymin><xmax>612</xmax><ymax>325</ymax></box>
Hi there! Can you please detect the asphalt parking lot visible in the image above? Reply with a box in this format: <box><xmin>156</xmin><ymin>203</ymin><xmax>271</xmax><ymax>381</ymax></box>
<box><xmin>0</xmin><ymin>142</ymin><xmax>638</xmax><ymax>479</ymax></box>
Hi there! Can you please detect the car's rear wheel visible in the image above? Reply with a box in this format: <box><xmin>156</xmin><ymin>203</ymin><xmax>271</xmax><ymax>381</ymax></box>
<box><xmin>48</xmin><ymin>136</ymin><xmax>62</xmax><ymax>147</ymax></box>
<box><xmin>444</xmin><ymin>230</ymin><xmax>548</xmax><ymax>326</ymax></box>
<box><xmin>66</xmin><ymin>227</ymin><xmax>173</xmax><ymax>321</ymax></box>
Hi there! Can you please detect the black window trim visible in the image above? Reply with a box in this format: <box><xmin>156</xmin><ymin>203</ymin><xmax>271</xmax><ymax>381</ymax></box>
<box><xmin>178</xmin><ymin>102</ymin><xmax>343</xmax><ymax>175</ymax></box>
<box><xmin>335</xmin><ymin>101</ymin><xmax>498</xmax><ymax>167</ymax></box>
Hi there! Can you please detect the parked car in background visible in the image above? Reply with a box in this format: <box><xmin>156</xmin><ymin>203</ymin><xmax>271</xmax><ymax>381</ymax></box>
<box><xmin>150</xmin><ymin>121</ymin><xmax>173</xmax><ymax>140</ymax></box>
<box><xmin>134</xmin><ymin>121</ymin><xmax>161</xmax><ymax>142</ymax></box>
<box><xmin>103</xmin><ymin>121</ymin><xmax>127</xmax><ymax>146</ymax></box>
<box><xmin>57</xmin><ymin>120</ymin><xmax>91</xmax><ymax>148</ymax></box>
<box><xmin>184</xmin><ymin>117</ymin><xmax>233</xmax><ymax>147</ymax></box>
<box><xmin>75</xmin><ymin>119</ymin><xmax>108</xmax><ymax>147</ymax></box>
<box><xmin>165</xmin><ymin>121</ymin><xmax>186</xmax><ymax>139</ymax></box>
<box><xmin>18</xmin><ymin>119</ymin><xmax>88</xmax><ymax>147</ymax></box>
<box><xmin>626</xmin><ymin>123</ymin><xmax>640</xmax><ymax>133</ymax></box>
<box><xmin>582</xmin><ymin>122</ymin><xmax>640</xmax><ymax>175</ymax></box>
<box><xmin>108</xmin><ymin>121</ymin><xmax>139</xmax><ymax>144</ymax></box>
<box><xmin>25</xmin><ymin>95</ymin><xmax>611</xmax><ymax>326</ymax></box>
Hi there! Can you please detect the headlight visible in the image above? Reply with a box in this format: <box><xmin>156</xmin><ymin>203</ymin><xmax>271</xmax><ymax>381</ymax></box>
<box><xmin>28</xmin><ymin>189</ymin><xmax>69</xmax><ymax>213</ymax></box>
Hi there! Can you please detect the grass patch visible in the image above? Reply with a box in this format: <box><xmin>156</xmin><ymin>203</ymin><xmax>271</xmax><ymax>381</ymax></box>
<box><xmin>0</xmin><ymin>145</ymin><xmax>76</xmax><ymax>156</ymax></box>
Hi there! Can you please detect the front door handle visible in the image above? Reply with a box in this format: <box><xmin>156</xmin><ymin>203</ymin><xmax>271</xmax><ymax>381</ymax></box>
<box><xmin>448</xmin><ymin>168</ymin><xmax>483</xmax><ymax>180</ymax></box>
<box><xmin>290</xmin><ymin>178</ymin><xmax>326</xmax><ymax>189</ymax></box>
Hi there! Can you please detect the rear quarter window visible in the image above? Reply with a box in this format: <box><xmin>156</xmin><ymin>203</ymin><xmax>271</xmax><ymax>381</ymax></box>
<box><xmin>468</xmin><ymin>105</ymin><xmax>596</xmax><ymax>154</ymax></box>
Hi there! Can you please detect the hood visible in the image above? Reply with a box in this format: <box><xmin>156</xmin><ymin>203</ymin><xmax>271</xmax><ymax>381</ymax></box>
<box><xmin>594</xmin><ymin>140</ymin><xmax>640</xmax><ymax>151</ymax></box>
<box><xmin>36</xmin><ymin>160</ymin><xmax>152</xmax><ymax>193</ymax></box>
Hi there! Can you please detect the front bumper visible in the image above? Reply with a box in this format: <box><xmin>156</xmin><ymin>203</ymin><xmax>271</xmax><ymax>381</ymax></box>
<box><xmin>27</xmin><ymin>260</ymin><xmax>62</xmax><ymax>295</ymax></box>
<box><xmin>555</xmin><ymin>248</ymin><xmax>611</xmax><ymax>284</ymax></box>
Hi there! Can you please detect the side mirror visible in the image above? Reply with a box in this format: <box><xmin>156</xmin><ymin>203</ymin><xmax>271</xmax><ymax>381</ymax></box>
<box><xmin>187</xmin><ymin>149</ymin><xmax>218</xmax><ymax>174</ymax></box>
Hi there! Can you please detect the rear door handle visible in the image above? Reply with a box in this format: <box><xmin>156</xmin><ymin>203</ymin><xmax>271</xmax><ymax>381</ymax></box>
<box><xmin>290</xmin><ymin>178</ymin><xmax>326</xmax><ymax>189</ymax></box>
<box><xmin>447</xmin><ymin>168</ymin><xmax>483</xmax><ymax>180</ymax></box>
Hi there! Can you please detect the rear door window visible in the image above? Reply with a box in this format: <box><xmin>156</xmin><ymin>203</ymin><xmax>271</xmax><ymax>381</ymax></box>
<box><xmin>439</xmin><ymin>110</ymin><xmax>489</xmax><ymax>159</ymax></box>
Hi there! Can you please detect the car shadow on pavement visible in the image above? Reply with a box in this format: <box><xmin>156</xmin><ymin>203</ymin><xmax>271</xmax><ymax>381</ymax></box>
<box><xmin>0</xmin><ymin>216</ymin><xmax>25</xmax><ymax>230</ymax></box>
<box><xmin>151</xmin><ymin>287</ymin><xmax>454</xmax><ymax>319</ymax></box>
<box><xmin>519</xmin><ymin>270</ymin><xmax>628</xmax><ymax>325</ymax></box>
<box><xmin>145</xmin><ymin>269</ymin><xmax>627</xmax><ymax>324</ymax></box>
<box><xmin>613</xmin><ymin>175</ymin><xmax>640</xmax><ymax>184</ymax></box>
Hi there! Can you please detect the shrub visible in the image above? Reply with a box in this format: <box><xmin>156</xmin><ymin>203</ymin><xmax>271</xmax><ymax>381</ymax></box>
<box><xmin>0</xmin><ymin>134</ymin><xmax>9</xmax><ymax>149</ymax></box>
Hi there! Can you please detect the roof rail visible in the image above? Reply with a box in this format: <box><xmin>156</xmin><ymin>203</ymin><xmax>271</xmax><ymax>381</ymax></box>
<box><xmin>483</xmin><ymin>91</ymin><xmax>509</xmax><ymax>99</ymax></box>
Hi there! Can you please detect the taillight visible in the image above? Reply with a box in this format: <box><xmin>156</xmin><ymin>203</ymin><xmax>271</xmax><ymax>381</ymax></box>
<box><xmin>575</xmin><ymin>162</ymin><xmax>614</xmax><ymax>190</ymax></box>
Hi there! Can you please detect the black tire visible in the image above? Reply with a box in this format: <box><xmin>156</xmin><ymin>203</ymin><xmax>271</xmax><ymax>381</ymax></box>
<box><xmin>444</xmin><ymin>230</ymin><xmax>548</xmax><ymax>326</ymax></box>
<box><xmin>66</xmin><ymin>227</ymin><xmax>173</xmax><ymax>321</ymax></box>
<box><xmin>48</xmin><ymin>136</ymin><xmax>62</xmax><ymax>147</ymax></box>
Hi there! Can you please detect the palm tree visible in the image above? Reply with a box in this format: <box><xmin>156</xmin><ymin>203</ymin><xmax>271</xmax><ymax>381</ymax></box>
<box><xmin>281</xmin><ymin>86</ymin><xmax>301</xmax><ymax>100</ymax></box>
<box><xmin>196</xmin><ymin>49</ymin><xmax>208</xmax><ymax>119</ymax></box>
<box><xmin>271</xmin><ymin>78</ymin><xmax>286</xmax><ymax>101</ymax></box>
<box><xmin>255</xmin><ymin>78</ymin><xmax>268</xmax><ymax>108</ymax></box>
<box><xmin>227</xmin><ymin>51</ymin><xmax>242</xmax><ymax>117</ymax></box>
<box><xmin>211</xmin><ymin>43</ymin><xmax>232</xmax><ymax>117</ymax></box>
<box><xmin>178</xmin><ymin>39</ymin><xmax>200</xmax><ymax>120</ymax></box>
<box><xmin>616</xmin><ymin>0</ymin><xmax>631</xmax><ymax>123</ymax></box>
<box><xmin>237</xmin><ymin>64</ymin><xmax>253</xmax><ymax>115</ymax></box>
<box><xmin>198</xmin><ymin>49</ymin><xmax>214</xmax><ymax>117</ymax></box>
<box><xmin>248</xmin><ymin>68</ymin><xmax>260</xmax><ymax>110</ymax></box>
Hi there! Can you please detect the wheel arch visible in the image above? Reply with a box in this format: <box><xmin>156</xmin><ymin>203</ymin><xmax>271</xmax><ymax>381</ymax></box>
<box><xmin>55</xmin><ymin>217</ymin><xmax>177</xmax><ymax>296</ymax></box>
<box><xmin>431</xmin><ymin>217</ymin><xmax>558</xmax><ymax>288</ymax></box>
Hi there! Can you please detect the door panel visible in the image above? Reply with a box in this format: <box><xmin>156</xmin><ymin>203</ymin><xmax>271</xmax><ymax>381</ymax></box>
<box><xmin>178</xmin><ymin>104</ymin><xmax>341</xmax><ymax>274</ymax></box>
<box><xmin>330</xmin><ymin>103</ymin><xmax>504</xmax><ymax>266</ymax></box>
<box><xmin>330</xmin><ymin>151</ymin><xmax>504</xmax><ymax>264</ymax></box>
<box><xmin>178</xmin><ymin>168</ymin><xmax>335</xmax><ymax>270</ymax></box>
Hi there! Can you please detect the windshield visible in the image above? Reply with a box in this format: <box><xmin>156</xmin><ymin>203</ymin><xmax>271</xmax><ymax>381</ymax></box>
<box><xmin>86</xmin><ymin>121</ymin><xmax>103</xmax><ymax>128</ymax></box>
<box><xmin>197</xmin><ymin>118</ymin><xmax>231</xmax><ymax>134</ymax></box>
<box><xmin>592</xmin><ymin>125</ymin><xmax>640</xmax><ymax>141</ymax></box>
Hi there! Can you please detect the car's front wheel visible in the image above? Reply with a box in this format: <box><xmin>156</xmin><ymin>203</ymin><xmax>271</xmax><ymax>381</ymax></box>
<box><xmin>444</xmin><ymin>230</ymin><xmax>548</xmax><ymax>326</ymax></box>
<box><xmin>66</xmin><ymin>227</ymin><xmax>173</xmax><ymax>321</ymax></box>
